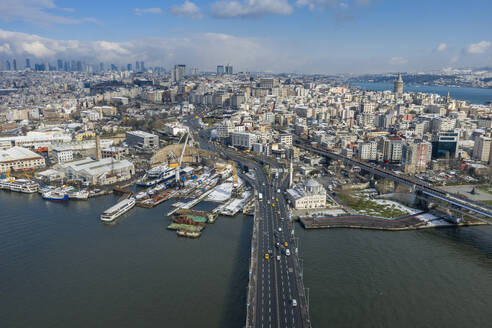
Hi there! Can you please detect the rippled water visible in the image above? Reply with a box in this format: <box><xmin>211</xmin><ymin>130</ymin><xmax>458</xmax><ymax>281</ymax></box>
<box><xmin>296</xmin><ymin>225</ymin><xmax>492</xmax><ymax>328</ymax></box>
<box><xmin>1</xmin><ymin>191</ymin><xmax>491</xmax><ymax>328</ymax></box>
<box><xmin>0</xmin><ymin>192</ymin><xmax>252</xmax><ymax>328</ymax></box>
<box><xmin>353</xmin><ymin>82</ymin><xmax>492</xmax><ymax>105</ymax></box>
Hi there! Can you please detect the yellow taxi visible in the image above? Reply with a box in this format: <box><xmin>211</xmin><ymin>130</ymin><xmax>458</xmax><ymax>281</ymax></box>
<box><xmin>265</xmin><ymin>253</ymin><xmax>270</xmax><ymax>260</ymax></box>
<box><xmin>284</xmin><ymin>242</ymin><xmax>288</xmax><ymax>247</ymax></box>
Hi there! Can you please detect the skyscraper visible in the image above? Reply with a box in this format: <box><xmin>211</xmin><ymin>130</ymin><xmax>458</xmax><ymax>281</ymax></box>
<box><xmin>136</xmin><ymin>61</ymin><xmax>140</xmax><ymax>72</ymax></box>
<box><xmin>5</xmin><ymin>60</ymin><xmax>11</xmax><ymax>71</ymax></box>
<box><xmin>127</xmin><ymin>63</ymin><xmax>132</xmax><ymax>71</ymax></box>
<box><xmin>394</xmin><ymin>73</ymin><xmax>404</xmax><ymax>95</ymax></box>
<box><xmin>12</xmin><ymin>59</ymin><xmax>17</xmax><ymax>71</ymax></box>
<box><xmin>25</xmin><ymin>58</ymin><xmax>30</xmax><ymax>69</ymax></box>
<box><xmin>217</xmin><ymin>65</ymin><xmax>224</xmax><ymax>76</ymax></box>
<box><xmin>225</xmin><ymin>64</ymin><xmax>233</xmax><ymax>75</ymax></box>
<box><xmin>172</xmin><ymin>64</ymin><xmax>186</xmax><ymax>83</ymax></box>
<box><xmin>57</xmin><ymin>59</ymin><xmax>63</xmax><ymax>71</ymax></box>
<box><xmin>140</xmin><ymin>61</ymin><xmax>145</xmax><ymax>71</ymax></box>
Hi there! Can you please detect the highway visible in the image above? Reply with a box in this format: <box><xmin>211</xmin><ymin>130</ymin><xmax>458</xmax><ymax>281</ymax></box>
<box><xmin>185</xmin><ymin>115</ymin><xmax>310</xmax><ymax>327</ymax></box>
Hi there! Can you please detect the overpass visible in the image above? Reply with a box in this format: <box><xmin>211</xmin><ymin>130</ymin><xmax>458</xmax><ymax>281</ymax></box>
<box><xmin>295</xmin><ymin>140</ymin><xmax>492</xmax><ymax>222</ymax></box>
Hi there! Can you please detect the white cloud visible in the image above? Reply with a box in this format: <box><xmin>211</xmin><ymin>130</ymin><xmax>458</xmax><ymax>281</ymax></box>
<box><xmin>134</xmin><ymin>8</ymin><xmax>162</xmax><ymax>16</ymax></box>
<box><xmin>436</xmin><ymin>43</ymin><xmax>447</xmax><ymax>52</ymax></box>
<box><xmin>211</xmin><ymin>0</ymin><xmax>293</xmax><ymax>18</ymax></box>
<box><xmin>169</xmin><ymin>1</ymin><xmax>203</xmax><ymax>19</ymax></box>
<box><xmin>466</xmin><ymin>41</ymin><xmax>490</xmax><ymax>54</ymax></box>
<box><xmin>0</xmin><ymin>29</ymin><xmax>298</xmax><ymax>72</ymax></box>
<box><xmin>389</xmin><ymin>57</ymin><xmax>408</xmax><ymax>65</ymax></box>
<box><xmin>0</xmin><ymin>0</ymin><xmax>97</xmax><ymax>26</ymax></box>
<box><xmin>296</xmin><ymin>0</ymin><xmax>370</xmax><ymax>11</ymax></box>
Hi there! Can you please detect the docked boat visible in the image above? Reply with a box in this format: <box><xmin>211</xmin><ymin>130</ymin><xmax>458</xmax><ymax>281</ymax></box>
<box><xmin>136</xmin><ymin>165</ymin><xmax>183</xmax><ymax>187</ymax></box>
<box><xmin>42</xmin><ymin>190</ymin><xmax>69</xmax><ymax>201</ymax></box>
<box><xmin>67</xmin><ymin>190</ymin><xmax>89</xmax><ymax>200</ymax></box>
<box><xmin>100</xmin><ymin>197</ymin><xmax>136</xmax><ymax>222</ymax></box>
<box><xmin>0</xmin><ymin>178</ymin><xmax>39</xmax><ymax>193</ymax></box>
<box><xmin>176</xmin><ymin>230</ymin><xmax>201</xmax><ymax>238</ymax></box>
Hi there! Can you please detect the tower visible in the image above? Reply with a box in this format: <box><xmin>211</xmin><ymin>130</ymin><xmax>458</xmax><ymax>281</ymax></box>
<box><xmin>394</xmin><ymin>73</ymin><xmax>403</xmax><ymax>96</ymax></box>
<box><xmin>95</xmin><ymin>135</ymin><xmax>102</xmax><ymax>160</ymax></box>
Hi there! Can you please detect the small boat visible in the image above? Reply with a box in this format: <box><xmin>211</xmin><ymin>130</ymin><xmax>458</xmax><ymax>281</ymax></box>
<box><xmin>67</xmin><ymin>190</ymin><xmax>89</xmax><ymax>200</ymax></box>
<box><xmin>42</xmin><ymin>190</ymin><xmax>69</xmax><ymax>201</ymax></box>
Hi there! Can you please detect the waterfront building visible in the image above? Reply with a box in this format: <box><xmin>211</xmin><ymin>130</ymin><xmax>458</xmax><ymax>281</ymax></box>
<box><xmin>286</xmin><ymin>179</ymin><xmax>327</xmax><ymax>210</ymax></box>
<box><xmin>0</xmin><ymin>146</ymin><xmax>46</xmax><ymax>173</ymax></box>
<box><xmin>55</xmin><ymin>157</ymin><xmax>135</xmax><ymax>185</ymax></box>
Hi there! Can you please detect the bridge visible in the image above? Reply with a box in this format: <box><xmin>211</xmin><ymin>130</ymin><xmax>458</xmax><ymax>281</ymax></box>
<box><xmin>295</xmin><ymin>140</ymin><xmax>492</xmax><ymax>222</ymax></box>
<box><xmin>184</xmin><ymin>115</ymin><xmax>312</xmax><ymax>327</ymax></box>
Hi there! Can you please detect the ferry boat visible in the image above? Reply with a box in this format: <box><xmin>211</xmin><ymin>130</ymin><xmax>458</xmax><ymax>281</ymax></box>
<box><xmin>100</xmin><ymin>197</ymin><xmax>136</xmax><ymax>222</ymax></box>
<box><xmin>0</xmin><ymin>178</ymin><xmax>39</xmax><ymax>193</ymax></box>
<box><xmin>136</xmin><ymin>165</ymin><xmax>183</xmax><ymax>188</ymax></box>
<box><xmin>42</xmin><ymin>190</ymin><xmax>69</xmax><ymax>201</ymax></box>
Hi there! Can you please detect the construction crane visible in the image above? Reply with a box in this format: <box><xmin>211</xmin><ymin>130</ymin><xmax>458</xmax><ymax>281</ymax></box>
<box><xmin>171</xmin><ymin>133</ymin><xmax>190</xmax><ymax>183</ymax></box>
<box><xmin>228</xmin><ymin>160</ymin><xmax>238</xmax><ymax>188</ymax></box>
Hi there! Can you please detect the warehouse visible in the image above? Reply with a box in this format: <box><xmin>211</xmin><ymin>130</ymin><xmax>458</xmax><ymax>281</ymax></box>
<box><xmin>55</xmin><ymin>157</ymin><xmax>135</xmax><ymax>185</ymax></box>
<box><xmin>0</xmin><ymin>146</ymin><xmax>46</xmax><ymax>173</ymax></box>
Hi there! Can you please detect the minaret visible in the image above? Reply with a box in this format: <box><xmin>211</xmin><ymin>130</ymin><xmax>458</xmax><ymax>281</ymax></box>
<box><xmin>289</xmin><ymin>157</ymin><xmax>293</xmax><ymax>188</ymax></box>
<box><xmin>394</xmin><ymin>73</ymin><xmax>404</xmax><ymax>96</ymax></box>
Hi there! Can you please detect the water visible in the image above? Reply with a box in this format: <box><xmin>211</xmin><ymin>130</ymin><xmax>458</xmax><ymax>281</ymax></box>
<box><xmin>297</xmin><ymin>224</ymin><xmax>492</xmax><ymax>328</ymax></box>
<box><xmin>0</xmin><ymin>192</ymin><xmax>252</xmax><ymax>328</ymax></box>
<box><xmin>1</xmin><ymin>192</ymin><xmax>492</xmax><ymax>328</ymax></box>
<box><xmin>352</xmin><ymin>82</ymin><xmax>492</xmax><ymax>105</ymax></box>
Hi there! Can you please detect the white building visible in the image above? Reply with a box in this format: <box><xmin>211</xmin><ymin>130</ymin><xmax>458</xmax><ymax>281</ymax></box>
<box><xmin>55</xmin><ymin>157</ymin><xmax>135</xmax><ymax>185</ymax></box>
<box><xmin>280</xmin><ymin>134</ymin><xmax>293</xmax><ymax>146</ymax></box>
<box><xmin>286</xmin><ymin>179</ymin><xmax>327</xmax><ymax>210</ymax></box>
<box><xmin>231</xmin><ymin>132</ymin><xmax>257</xmax><ymax>149</ymax></box>
<box><xmin>0</xmin><ymin>146</ymin><xmax>46</xmax><ymax>173</ymax></box>
<box><xmin>473</xmin><ymin>136</ymin><xmax>492</xmax><ymax>163</ymax></box>
<box><xmin>52</xmin><ymin>147</ymin><xmax>74</xmax><ymax>163</ymax></box>
<box><xmin>359</xmin><ymin>141</ymin><xmax>377</xmax><ymax>161</ymax></box>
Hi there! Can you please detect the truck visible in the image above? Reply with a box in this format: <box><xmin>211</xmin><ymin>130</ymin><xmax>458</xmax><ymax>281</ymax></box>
<box><xmin>285</xmin><ymin>249</ymin><xmax>290</xmax><ymax>256</ymax></box>
<box><xmin>258</xmin><ymin>193</ymin><xmax>263</xmax><ymax>201</ymax></box>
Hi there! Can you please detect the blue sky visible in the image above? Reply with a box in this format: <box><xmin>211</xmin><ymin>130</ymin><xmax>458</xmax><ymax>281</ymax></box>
<box><xmin>0</xmin><ymin>0</ymin><xmax>491</xmax><ymax>73</ymax></box>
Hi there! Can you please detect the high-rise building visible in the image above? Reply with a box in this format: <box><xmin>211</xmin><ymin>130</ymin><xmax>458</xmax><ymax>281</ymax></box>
<box><xmin>140</xmin><ymin>61</ymin><xmax>145</xmax><ymax>71</ymax></box>
<box><xmin>135</xmin><ymin>61</ymin><xmax>140</xmax><ymax>72</ymax></box>
<box><xmin>172</xmin><ymin>64</ymin><xmax>186</xmax><ymax>83</ymax></box>
<box><xmin>225</xmin><ymin>64</ymin><xmax>233</xmax><ymax>75</ymax></box>
<box><xmin>403</xmin><ymin>141</ymin><xmax>432</xmax><ymax>173</ymax></box>
<box><xmin>5</xmin><ymin>60</ymin><xmax>11</xmax><ymax>71</ymax></box>
<box><xmin>383</xmin><ymin>136</ymin><xmax>403</xmax><ymax>163</ymax></box>
<box><xmin>472</xmin><ymin>136</ymin><xmax>491</xmax><ymax>162</ymax></box>
<box><xmin>99</xmin><ymin>62</ymin><xmax>104</xmax><ymax>72</ymax></box>
<box><xmin>12</xmin><ymin>59</ymin><xmax>17</xmax><ymax>71</ymax></box>
<box><xmin>127</xmin><ymin>64</ymin><xmax>132</xmax><ymax>71</ymax></box>
<box><xmin>57</xmin><ymin>59</ymin><xmax>63</xmax><ymax>71</ymax></box>
<box><xmin>394</xmin><ymin>73</ymin><xmax>404</xmax><ymax>95</ymax></box>
<box><xmin>431</xmin><ymin>131</ymin><xmax>459</xmax><ymax>159</ymax></box>
<box><xmin>25</xmin><ymin>58</ymin><xmax>30</xmax><ymax>69</ymax></box>
<box><xmin>217</xmin><ymin>65</ymin><xmax>224</xmax><ymax>76</ymax></box>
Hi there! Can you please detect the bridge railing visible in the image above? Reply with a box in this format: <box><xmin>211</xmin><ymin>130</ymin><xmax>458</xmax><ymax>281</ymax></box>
<box><xmin>245</xmin><ymin>197</ymin><xmax>260</xmax><ymax>328</ymax></box>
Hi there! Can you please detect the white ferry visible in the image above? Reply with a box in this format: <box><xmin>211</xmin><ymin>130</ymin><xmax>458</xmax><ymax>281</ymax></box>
<box><xmin>100</xmin><ymin>197</ymin><xmax>136</xmax><ymax>222</ymax></box>
<box><xmin>136</xmin><ymin>165</ymin><xmax>182</xmax><ymax>188</ymax></box>
<box><xmin>0</xmin><ymin>178</ymin><xmax>39</xmax><ymax>193</ymax></box>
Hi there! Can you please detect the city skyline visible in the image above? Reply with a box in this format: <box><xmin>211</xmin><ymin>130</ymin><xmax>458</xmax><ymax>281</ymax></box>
<box><xmin>0</xmin><ymin>0</ymin><xmax>491</xmax><ymax>73</ymax></box>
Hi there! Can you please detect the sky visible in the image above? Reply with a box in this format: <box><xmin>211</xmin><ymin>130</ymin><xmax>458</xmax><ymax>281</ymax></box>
<box><xmin>0</xmin><ymin>0</ymin><xmax>491</xmax><ymax>74</ymax></box>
